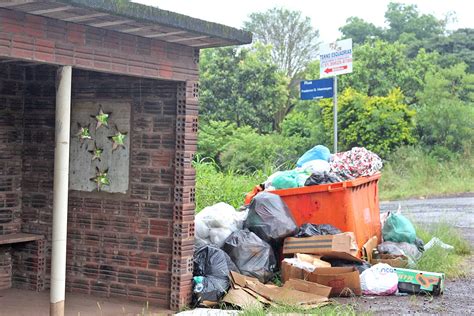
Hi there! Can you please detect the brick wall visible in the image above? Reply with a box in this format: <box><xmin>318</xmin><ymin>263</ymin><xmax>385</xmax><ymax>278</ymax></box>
<box><xmin>0</xmin><ymin>8</ymin><xmax>199</xmax><ymax>81</ymax></box>
<box><xmin>0</xmin><ymin>8</ymin><xmax>199</xmax><ymax>309</ymax></box>
<box><xmin>0</xmin><ymin>63</ymin><xmax>24</xmax><ymax>236</ymax></box>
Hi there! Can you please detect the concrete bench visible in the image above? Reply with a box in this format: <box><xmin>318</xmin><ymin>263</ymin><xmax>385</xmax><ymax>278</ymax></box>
<box><xmin>0</xmin><ymin>233</ymin><xmax>45</xmax><ymax>291</ymax></box>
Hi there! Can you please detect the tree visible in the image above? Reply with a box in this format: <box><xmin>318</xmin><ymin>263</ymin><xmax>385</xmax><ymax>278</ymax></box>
<box><xmin>337</xmin><ymin>40</ymin><xmax>438</xmax><ymax>104</ymax></box>
<box><xmin>199</xmin><ymin>44</ymin><xmax>289</xmax><ymax>132</ymax></box>
<box><xmin>415</xmin><ymin>63</ymin><xmax>474</xmax><ymax>155</ymax></box>
<box><xmin>339</xmin><ymin>17</ymin><xmax>383</xmax><ymax>44</ymax></box>
<box><xmin>425</xmin><ymin>28</ymin><xmax>474</xmax><ymax>71</ymax></box>
<box><xmin>244</xmin><ymin>8</ymin><xmax>320</xmax><ymax>82</ymax></box>
<box><xmin>384</xmin><ymin>2</ymin><xmax>446</xmax><ymax>42</ymax></box>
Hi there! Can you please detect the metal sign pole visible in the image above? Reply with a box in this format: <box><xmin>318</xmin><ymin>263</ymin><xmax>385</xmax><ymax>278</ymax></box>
<box><xmin>333</xmin><ymin>75</ymin><xmax>338</xmax><ymax>153</ymax></box>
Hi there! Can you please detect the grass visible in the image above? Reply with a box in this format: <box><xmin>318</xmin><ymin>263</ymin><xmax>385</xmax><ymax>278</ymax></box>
<box><xmin>194</xmin><ymin>158</ymin><xmax>267</xmax><ymax>211</ymax></box>
<box><xmin>379</xmin><ymin>147</ymin><xmax>474</xmax><ymax>201</ymax></box>
<box><xmin>414</xmin><ymin>222</ymin><xmax>472</xmax><ymax>278</ymax></box>
<box><xmin>241</xmin><ymin>302</ymin><xmax>361</xmax><ymax>316</ymax></box>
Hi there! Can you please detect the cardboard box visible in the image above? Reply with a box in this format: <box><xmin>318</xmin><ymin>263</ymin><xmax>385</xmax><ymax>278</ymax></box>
<box><xmin>394</xmin><ymin>268</ymin><xmax>445</xmax><ymax>295</ymax></box>
<box><xmin>283</xmin><ymin>278</ymin><xmax>332</xmax><ymax>298</ymax></box>
<box><xmin>281</xmin><ymin>261</ymin><xmax>361</xmax><ymax>296</ymax></box>
<box><xmin>283</xmin><ymin>233</ymin><xmax>360</xmax><ymax>258</ymax></box>
<box><xmin>362</xmin><ymin>236</ymin><xmax>408</xmax><ymax>268</ymax></box>
<box><xmin>225</xmin><ymin>271</ymin><xmax>329</xmax><ymax>307</ymax></box>
<box><xmin>307</xmin><ymin>267</ymin><xmax>362</xmax><ymax>296</ymax></box>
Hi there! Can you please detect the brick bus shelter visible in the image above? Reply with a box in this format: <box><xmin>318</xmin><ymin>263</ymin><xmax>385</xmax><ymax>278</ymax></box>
<box><xmin>0</xmin><ymin>0</ymin><xmax>251</xmax><ymax>313</ymax></box>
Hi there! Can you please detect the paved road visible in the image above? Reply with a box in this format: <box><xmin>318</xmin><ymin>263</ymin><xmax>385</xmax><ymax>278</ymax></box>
<box><xmin>381</xmin><ymin>196</ymin><xmax>474</xmax><ymax>246</ymax></box>
<box><xmin>380</xmin><ymin>196</ymin><xmax>474</xmax><ymax>228</ymax></box>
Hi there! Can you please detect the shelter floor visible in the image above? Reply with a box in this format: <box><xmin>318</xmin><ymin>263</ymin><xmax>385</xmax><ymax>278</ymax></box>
<box><xmin>0</xmin><ymin>288</ymin><xmax>172</xmax><ymax>316</ymax></box>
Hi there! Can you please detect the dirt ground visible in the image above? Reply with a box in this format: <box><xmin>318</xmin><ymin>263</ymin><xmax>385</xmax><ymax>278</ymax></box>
<box><xmin>335</xmin><ymin>196</ymin><xmax>474</xmax><ymax>315</ymax></box>
<box><xmin>335</xmin><ymin>227</ymin><xmax>474</xmax><ymax>315</ymax></box>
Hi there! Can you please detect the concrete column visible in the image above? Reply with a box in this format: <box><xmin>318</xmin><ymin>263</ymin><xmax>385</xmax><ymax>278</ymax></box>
<box><xmin>50</xmin><ymin>66</ymin><xmax>72</xmax><ymax>316</ymax></box>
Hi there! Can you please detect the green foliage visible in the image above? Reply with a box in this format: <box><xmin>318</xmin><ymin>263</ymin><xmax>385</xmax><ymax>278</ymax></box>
<box><xmin>199</xmin><ymin>44</ymin><xmax>289</xmax><ymax>132</ymax></box>
<box><xmin>244</xmin><ymin>8</ymin><xmax>320</xmax><ymax>80</ymax></box>
<box><xmin>384</xmin><ymin>2</ymin><xmax>446</xmax><ymax>42</ymax></box>
<box><xmin>415</xmin><ymin>222</ymin><xmax>471</xmax><ymax>278</ymax></box>
<box><xmin>197</xmin><ymin>121</ymin><xmax>254</xmax><ymax>163</ymax></box>
<box><xmin>220</xmin><ymin>131</ymin><xmax>307</xmax><ymax>173</ymax></box>
<box><xmin>194</xmin><ymin>160</ymin><xmax>266</xmax><ymax>211</ymax></box>
<box><xmin>339</xmin><ymin>16</ymin><xmax>384</xmax><ymax>44</ymax></box>
<box><xmin>415</xmin><ymin>63</ymin><xmax>474</xmax><ymax>154</ymax></box>
<box><xmin>379</xmin><ymin>146</ymin><xmax>474</xmax><ymax>200</ymax></box>
<box><xmin>338</xmin><ymin>40</ymin><xmax>438</xmax><ymax>104</ymax></box>
<box><xmin>319</xmin><ymin>88</ymin><xmax>416</xmax><ymax>157</ymax></box>
<box><xmin>280</xmin><ymin>111</ymin><xmax>313</xmax><ymax>138</ymax></box>
<box><xmin>426</xmin><ymin>28</ymin><xmax>474</xmax><ymax>71</ymax></box>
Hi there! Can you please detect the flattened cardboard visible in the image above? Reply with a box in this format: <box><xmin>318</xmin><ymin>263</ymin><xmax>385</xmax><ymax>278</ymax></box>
<box><xmin>229</xmin><ymin>271</ymin><xmax>329</xmax><ymax>306</ymax></box>
<box><xmin>283</xmin><ymin>278</ymin><xmax>332</xmax><ymax>298</ymax></box>
<box><xmin>283</xmin><ymin>233</ymin><xmax>360</xmax><ymax>260</ymax></box>
<box><xmin>230</xmin><ymin>271</ymin><xmax>258</xmax><ymax>288</ymax></box>
<box><xmin>222</xmin><ymin>288</ymin><xmax>263</xmax><ymax>308</ymax></box>
<box><xmin>307</xmin><ymin>267</ymin><xmax>362</xmax><ymax>296</ymax></box>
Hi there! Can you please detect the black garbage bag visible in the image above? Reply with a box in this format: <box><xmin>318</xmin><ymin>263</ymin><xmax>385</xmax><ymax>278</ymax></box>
<box><xmin>414</xmin><ymin>237</ymin><xmax>425</xmax><ymax>253</ymax></box>
<box><xmin>324</xmin><ymin>258</ymin><xmax>372</xmax><ymax>274</ymax></box>
<box><xmin>294</xmin><ymin>223</ymin><xmax>342</xmax><ymax>237</ymax></box>
<box><xmin>245</xmin><ymin>192</ymin><xmax>297</xmax><ymax>243</ymax></box>
<box><xmin>304</xmin><ymin>171</ymin><xmax>343</xmax><ymax>186</ymax></box>
<box><xmin>223</xmin><ymin>229</ymin><xmax>276</xmax><ymax>283</ymax></box>
<box><xmin>192</xmin><ymin>245</ymin><xmax>239</xmax><ymax>304</ymax></box>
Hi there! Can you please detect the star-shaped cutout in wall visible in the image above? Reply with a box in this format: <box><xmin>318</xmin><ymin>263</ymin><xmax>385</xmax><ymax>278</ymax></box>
<box><xmin>93</xmin><ymin>107</ymin><xmax>110</xmax><ymax>129</ymax></box>
<box><xmin>90</xmin><ymin>167</ymin><xmax>110</xmax><ymax>191</ymax></box>
<box><xmin>75</xmin><ymin>124</ymin><xmax>92</xmax><ymax>144</ymax></box>
<box><xmin>109</xmin><ymin>130</ymin><xmax>127</xmax><ymax>152</ymax></box>
<box><xmin>88</xmin><ymin>143</ymin><xmax>103</xmax><ymax>161</ymax></box>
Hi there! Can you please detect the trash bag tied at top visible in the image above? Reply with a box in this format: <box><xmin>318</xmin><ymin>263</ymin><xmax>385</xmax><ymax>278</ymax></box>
<box><xmin>245</xmin><ymin>192</ymin><xmax>297</xmax><ymax>243</ymax></box>
<box><xmin>192</xmin><ymin>245</ymin><xmax>239</xmax><ymax>303</ymax></box>
<box><xmin>223</xmin><ymin>229</ymin><xmax>276</xmax><ymax>283</ymax></box>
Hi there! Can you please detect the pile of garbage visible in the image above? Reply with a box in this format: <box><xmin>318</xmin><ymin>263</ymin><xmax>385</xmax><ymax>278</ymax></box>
<box><xmin>245</xmin><ymin>146</ymin><xmax>383</xmax><ymax>203</ymax></box>
<box><xmin>192</xmin><ymin>145</ymin><xmax>448</xmax><ymax>310</ymax></box>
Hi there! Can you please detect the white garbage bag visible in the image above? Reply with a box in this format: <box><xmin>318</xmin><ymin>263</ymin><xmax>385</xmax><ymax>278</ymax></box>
<box><xmin>360</xmin><ymin>263</ymin><xmax>398</xmax><ymax>296</ymax></box>
<box><xmin>195</xmin><ymin>203</ymin><xmax>249</xmax><ymax>248</ymax></box>
<box><xmin>298</xmin><ymin>159</ymin><xmax>331</xmax><ymax>174</ymax></box>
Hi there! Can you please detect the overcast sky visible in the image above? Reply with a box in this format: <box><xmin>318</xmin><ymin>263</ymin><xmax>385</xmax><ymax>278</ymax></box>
<box><xmin>133</xmin><ymin>0</ymin><xmax>473</xmax><ymax>43</ymax></box>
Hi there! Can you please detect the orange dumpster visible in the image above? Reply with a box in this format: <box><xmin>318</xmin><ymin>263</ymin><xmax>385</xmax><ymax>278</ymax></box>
<box><xmin>267</xmin><ymin>173</ymin><xmax>382</xmax><ymax>252</ymax></box>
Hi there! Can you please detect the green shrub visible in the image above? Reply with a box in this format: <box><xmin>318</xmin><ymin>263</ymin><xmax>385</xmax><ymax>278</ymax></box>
<box><xmin>319</xmin><ymin>88</ymin><xmax>416</xmax><ymax>157</ymax></box>
<box><xmin>416</xmin><ymin>100</ymin><xmax>473</xmax><ymax>155</ymax></box>
<box><xmin>219</xmin><ymin>132</ymin><xmax>309</xmax><ymax>173</ymax></box>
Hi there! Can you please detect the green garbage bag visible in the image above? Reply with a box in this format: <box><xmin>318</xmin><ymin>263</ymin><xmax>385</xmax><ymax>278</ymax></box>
<box><xmin>272</xmin><ymin>170</ymin><xmax>309</xmax><ymax>190</ymax></box>
<box><xmin>382</xmin><ymin>212</ymin><xmax>416</xmax><ymax>244</ymax></box>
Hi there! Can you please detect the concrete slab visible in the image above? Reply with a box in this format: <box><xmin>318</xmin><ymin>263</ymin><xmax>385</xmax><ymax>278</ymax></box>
<box><xmin>0</xmin><ymin>288</ymin><xmax>172</xmax><ymax>316</ymax></box>
<box><xmin>69</xmin><ymin>100</ymin><xmax>131</xmax><ymax>193</ymax></box>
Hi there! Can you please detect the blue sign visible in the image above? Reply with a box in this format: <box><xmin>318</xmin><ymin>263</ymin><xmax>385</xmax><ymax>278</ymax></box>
<box><xmin>300</xmin><ymin>78</ymin><xmax>334</xmax><ymax>100</ymax></box>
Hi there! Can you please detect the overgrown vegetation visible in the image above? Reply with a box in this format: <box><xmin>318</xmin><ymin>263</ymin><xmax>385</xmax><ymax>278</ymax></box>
<box><xmin>379</xmin><ymin>146</ymin><xmax>474</xmax><ymax>200</ymax></box>
<box><xmin>415</xmin><ymin>222</ymin><xmax>472</xmax><ymax>278</ymax></box>
<box><xmin>197</xmin><ymin>2</ymin><xmax>473</xmax><ymax>202</ymax></box>
<box><xmin>241</xmin><ymin>302</ymin><xmax>360</xmax><ymax>316</ymax></box>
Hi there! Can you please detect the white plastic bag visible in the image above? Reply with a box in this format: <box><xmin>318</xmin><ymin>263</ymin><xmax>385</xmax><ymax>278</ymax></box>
<box><xmin>195</xmin><ymin>203</ymin><xmax>248</xmax><ymax>248</ymax></box>
<box><xmin>282</xmin><ymin>258</ymin><xmax>317</xmax><ymax>273</ymax></box>
<box><xmin>360</xmin><ymin>263</ymin><xmax>398</xmax><ymax>296</ymax></box>
<box><xmin>298</xmin><ymin>159</ymin><xmax>331</xmax><ymax>174</ymax></box>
